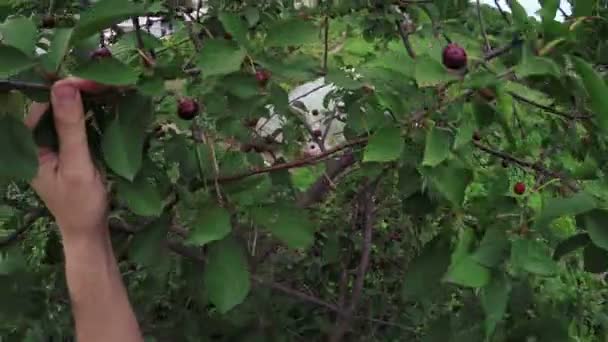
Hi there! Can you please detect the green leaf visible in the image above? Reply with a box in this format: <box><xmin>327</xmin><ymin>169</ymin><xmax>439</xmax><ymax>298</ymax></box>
<box><xmin>73</xmin><ymin>58</ymin><xmax>140</xmax><ymax>86</ymax></box>
<box><xmin>509</xmin><ymin>0</ymin><xmax>530</xmax><ymax>29</ymax></box>
<box><xmin>188</xmin><ymin>205</ymin><xmax>232</xmax><ymax>246</ymax></box>
<box><xmin>451</xmin><ymin>228</ymin><xmax>476</xmax><ymax>265</ymax></box>
<box><xmin>444</xmin><ymin>256</ymin><xmax>491</xmax><ymax>288</ymax></box>
<box><xmin>326</xmin><ymin>70</ymin><xmax>363</xmax><ymax>90</ymax></box>
<box><xmin>41</xmin><ymin>29</ymin><xmax>74</xmax><ymax>73</ymax></box>
<box><xmin>102</xmin><ymin>93</ymin><xmax>153</xmax><ymax>180</ymax></box>
<box><xmin>515</xmin><ymin>56</ymin><xmax>561</xmax><ymax>78</ymax></box>
<box><xmin>583</xmin><ymin>243</ymin><xmax>608</xmax><ymax>273</ymax></box>
<box><xmin>204</xmin><ymin>238</ymin><xmax>251</xmax><ymax>313</ymax></box>
<box><xmin>496</xmin><ymin>87</ymin><xmax>516</xmax><ymax>146</ymax></box>
<box><xmin>572</xmin><ymin>56</ymin><xmax>608</xmax><ymax>133</ymax></box>
<box><xmin>0</xmin><ymin>16</ymin><xmax>37</xmax><ymax>56</ymax></box>
<box><xmin>481</xmin><ymin>273</ymin><xmax>511</xmax><ymax>339</ymax></box>
<box><xmin>472</xmin><ymin>227</ymin><xmax>510</xmax><ymax>268</ymax></box>
<box><xmin>265</xmin><ymin>19</ymin><xmax>318</xmax><ymax>47</ymax></box>
<box><xmin>415</xmin><ymin>54</ymin><xmax>458</xmax><ymax>87</ymax></box>
<box><xmin>423</xmin><ymin>125</ymin><xmax>451</xmax><ymax>167</ymax></box>
<box><xmin>250</xmin><ymin>205</ymin><xmax>315</xmax><ymax>249</ymax></box>
<box><xmin>72</xmin><ymin>0</ymin><xmax>146</xmax><ymax>42</ymax></box>
<box><xmin>0</xmin><ymin>45</ymin><xmax>35</xmax><ymax>77</ymax></box>
<box><xmin>219</xmin><ymin>12</ymin><xmax>248</xmax><ymax>46</ymax></box>
<box><xmin>402</xmin><ymin>235</ymin><xmax>452</xmax><ymax>299</ymax></box>
<box><xmin>553</xmin><ymin>233</ymin><xmax>590</xmax><ymax>260</ymax></box>
<box><xmin>573</xmin><ymin>0</ymin><xmax>593</xmax><ymax>17</ymax></box>
<box><xmin>0</xmin><ymin>247</ymin><xmax>27</xmax><ymax>275</ymax></box>
<box><xmin>222</xmin><ymin>73</ymin><xmax>260</xmax><ymax>99</ymax></box>
<box><xmin>453</xmin><ymin>104</ymin><xmax>477</xmax><ymax>149</ymax></box>
<box><xmin>539</xmin><ymin>0</ymin><xmax>560</xmax><ymax>22</ymax></box>
<box><xmin>129</xmin><ymin>217</ymin><xmax>168</xmax><ymax>268</ymax></box>
<box><xmin>583</xmin><ymin>210</ymin><xmax>608</xmax><ymax>251</ymax></box>
<box><xmin>510</xmin><ymin>239</ymin><xmax>559</xmax><ymax>276</ymax></box>
<box><xmin>0</xmin><ymin>115</ymin><xmax>38</xmax><ymax>181</ymax></box>
<box><xmin>197</xmin><ymin>39</ymin><xmax>247</xmax><ymax>77</ymax></box>
<box><xmin>363</xmin><ymin>126</ymin><xmax>403</xmax><ymax>162</ymax></box>
<box><xmin>427</xmin><ymin>162</ymin><xmax>473</xmax><ymax>207</ymax></box>
<box><xmin>534</xmin><ymin>192</ymin><xmax>596</xmax><ymax>229</ymax></box>
<box><xmin>444</xmin><ymin>227</ymin><xmax>491</xmax><ymax>288</ymax></box>
<box><xmin>504</xmin><ymin>82</ymin><xmax>553</xmax><ymax>107</ymax></box>
<box><xmin>243</xmin><ymin>7</ymin><xmax>260</xmax><ymax>27</ymax></box>
<box><xmin>116</xmin><ymin>175</ymin><xmax>163</xmax><ymax>217</ymax></box>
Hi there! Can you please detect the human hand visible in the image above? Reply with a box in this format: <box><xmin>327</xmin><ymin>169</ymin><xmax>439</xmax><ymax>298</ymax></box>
<box><xmin>25</xmin><ymin>78</ymin><xmax>109</xmax><ymax>242</ymax></box>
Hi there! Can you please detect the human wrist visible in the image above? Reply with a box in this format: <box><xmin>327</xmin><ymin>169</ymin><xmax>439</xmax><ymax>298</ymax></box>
<box><xmin>60</xmin><ymin>224</ymin><xmax>112</xmax><ymax>255</ymax></box>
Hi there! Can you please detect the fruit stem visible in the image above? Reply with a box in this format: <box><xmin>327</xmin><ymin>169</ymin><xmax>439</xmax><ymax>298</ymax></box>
<box><xmin>0</xmin><ymin>80</ymin><xmax>51</xmax><ymax>92</ymax></box>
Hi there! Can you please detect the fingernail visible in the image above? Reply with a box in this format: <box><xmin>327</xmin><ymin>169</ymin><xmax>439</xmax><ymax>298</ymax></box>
<box><xmin>52</xmin><ymin>84</ymin><xmax>78</xmax><ymax>105</ymax></box>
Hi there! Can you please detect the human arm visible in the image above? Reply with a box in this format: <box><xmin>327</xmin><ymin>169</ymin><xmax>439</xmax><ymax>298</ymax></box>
<box><xmin>26</xmin><ymin>78</ymin><xmax>143</xmax><ymax>342</ymax></box>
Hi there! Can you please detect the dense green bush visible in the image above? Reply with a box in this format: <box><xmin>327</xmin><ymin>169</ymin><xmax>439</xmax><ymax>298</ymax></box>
<box><xmin>1</xmin><ymin>0</ymin><xmax>608</xmax><ymax>340</ymax></box>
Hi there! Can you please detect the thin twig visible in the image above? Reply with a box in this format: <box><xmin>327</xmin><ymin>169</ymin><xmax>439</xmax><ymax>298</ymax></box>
<box><xmin>297</xmin><ymin>153</ymin><xmax>357</xmax><ymax>207</ymax></box>
<box><xmin>395</xmin><ymin>20</ymin><xmax>416</xmax><ymax>59</ymax></box>
<box><xmin>473</xmin><ymin>141</ymin><xmax>578</xmax><ymax>191</ymax></box>
<box><xmin>251</xmin><ymin>276</ymin><xmax>413</xmax><ymax>332</ymax></box>
<box><xmin>0</xmin><ymin>80</ymin><xmax>51</xmax><ymax>92</ymax></box>
<box><xmin>131</xmin><ymin>17</ymin><xmax>155</xmax><ymax>68</ymax></box>
<box><xmin>494</xmin><ymin>0</ymin><xmax>511</xmax><ymax>24</ymax></box>
<box><xmin>184</xmin><ymin>16</ymin><xmax>202</xmax><ymax>52</ymax></box>
<box><xmin>509</xmin><ymin>91</ymin><xmax>590</xmax><ymax>121</ymax></box>
<box><xmin>195</xmin><ymin>137</ymin><xmax>368</xmax><ymax>187</ymax></box>
<box><xmin>289</xmin><ymin>84</ymin><xmax>331</xmax><ymax>105</ymax></box>
<box><xmin>476</xmin><ymin>0</ymin><xmax>491</xmax><ymax>51</ymax></box>
<box><xmin>0</xmin><ymin>209</ymin><xmax>46</xmax><ymax>247</ymax></box>
<box><xmin>192</xmin><ymin>124</ymin><xmax>224</xmax><ymax>206</ymax></box>
<box><xmin>483</xmin><ymin>38</ymin><xmax>522</xmax><ymax>61</ymax></box>
<box><xmin>323</xmin><ymin>14</ymin><xmax>330</xmax><ymax>74</ymax></box>
<box><xmin>252</xmin><ymin>276</ymin><xmax>339</xmax><ymax>311</ymax></box>
<box><xmin>331</xmin><ymin>178</ymin><xmax>380</xmax><ymax>341</ymax></box>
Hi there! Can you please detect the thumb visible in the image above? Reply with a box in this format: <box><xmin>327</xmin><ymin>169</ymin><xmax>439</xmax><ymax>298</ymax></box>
<box><xmin>51</xmin><ymin>81</ymin><xmax>93</xmax><ymax>172</ymax></box>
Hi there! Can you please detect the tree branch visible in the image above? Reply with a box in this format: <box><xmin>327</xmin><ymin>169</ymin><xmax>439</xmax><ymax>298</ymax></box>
<box><xmin>396</xmin><ymin>20</ymin><xmax>417</xmax><ymax>59</ymax></box>
<box><xmin>331</xmin><ymin>178</ymin><xmax>380</xmax><ymax>341</ymax></box>
<box><xmin>323</xmin><ymin>14</ymin><xmax>330</xmax><ymax>74</ymax></box>
<box><xmin>252</xmin><ymin>276</ymin><xmax>339</xmax><ymax>311</ymax></box>
<box><xmin>484</xmin><ymin>38</ymin><xmax>522</xmax><ymax>61</ymax></box>
<box><xmin>0</xmin><ymin>209</ymin><xmax>46</xmax><ymax>248</ymax></box>
<box><xmin>0</xmin><ymin>80</ymin><xmax>51</xmax><ymax>92</ymax></box>
<box><xmin>297</xmin><ymin>153</ymin><xmax>357</xmax><ymax>207</ymax></box>
<box><xmin>476</xmin><ymin>0</ymin><xmax>491</xmax><ymax>51</ymax></box>
<box><xmin>289</xmin><ymin>84</ymin><xmax>332</xmax><ymax>105</ymax></box>
<box><xmin>194</xmin><ymin>137</ymin><xmax>369</xmax><ymax>188</ymax></box>
<box><xmin>509</xmin><ymin>91</ymin><xmax>590</xmax><ymax>121</ymax></box>
<box><xmin>131</xmin><ymin>17</ymin><xmax>155</xmax><ymax>67</ymax></box>
<box><xmin>494</xmin><ymin>0</ymin><xmax>511</xmax><ymax>24</ymax></box>
<box><xmin>473</xmin><ymin>141</ymin><xmax>579</xmax><ymax>191</ymax></box>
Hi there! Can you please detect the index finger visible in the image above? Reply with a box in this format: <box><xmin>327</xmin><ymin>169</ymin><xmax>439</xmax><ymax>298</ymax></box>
<box><xmin>25</xmin><ymin>102</ymin><xmax>50</xmax><ymax>130</ymax></box>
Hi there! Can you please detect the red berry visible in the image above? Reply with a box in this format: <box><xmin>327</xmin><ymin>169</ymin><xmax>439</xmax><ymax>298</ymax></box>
<box><xmin>90</xmin><ymin>47</ymin><xmax>112</xmax><ymax>59</ymax></box>
<box><xmin>514</xmin><ymin>182</ymin><xmax>526</xmax><ymax>195</ymax></box>
<box><xmin>243</xmin><ymin>118</ymin><xmax>259</xmax><ymax>128</ymax></box>
<box><xmin>312</xmin><ymin>129</ymin><xmax>323</xmax><ymax>138</ymax></box>
<box><xmin>177</xmin><ymin>98</ymin><xmax>200</xmax><ymax>120</ymax></box>
<box><xmin>41</xmin><ymin>15</ymin><xmax>56</xmax><ymax>28</ymax></box>
<box><xmin>255</xmin><ymin>70</ymin><xmax>271</xmax><ymax>86</ymax></box>
<box><xmin>240</xmin><ymin>144</ymin><xmax>254</xmax><ymax>153</ymax></box>
<box><xmin>442</xmin><ymin>43</ymin><xmax>468</xmax><ymax>70</ymax></box>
